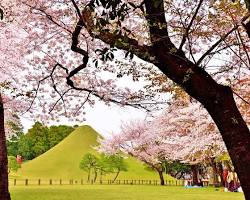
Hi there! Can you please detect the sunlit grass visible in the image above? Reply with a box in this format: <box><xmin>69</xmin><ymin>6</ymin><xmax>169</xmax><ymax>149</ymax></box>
<box><xmin>10</xmin><ymin>185</ymin><xmax>244</xmax><ymax>200</ymax></box>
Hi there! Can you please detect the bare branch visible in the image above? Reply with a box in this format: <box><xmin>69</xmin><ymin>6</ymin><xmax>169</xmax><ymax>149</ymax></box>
<box><xmin>24</xmin><ymin>2</ymin><xmax>72</xmax><ymax>34</ymax></box>
<box><xmin>24</xmin><ymin>63</ymin><xmax>69</xmax><ymax>114</ymax></box>
<box><xmin>70</xmin><ymin>0</ymin><xmax>82</xmax><ymax>18</ymax></box>
<box><xmin>197</xmin><ymin>25</ymin><xmax>239</xmax><ymax>66</ymax></box>
<box><xmin>73</xmin><ymin>91</ymin><xmax>92</xmax><ymax>116</ymax></box>
<box><xmin>24</xmin><ymin>2</ymin><xmax>169</xmax><ymax>115</ymax></box>
<box><xmin>236</xmin><ymin>27</ymin><xmax>250</xmax><ymax>67</ymax></box>
<box><xmin>221</xmin><ymin>37</ymin><xmax>250</xmax><ymax>68</ymax></box>
<box><xmin>23</xmin><ymin>80</ymin><xmax>41</xmax><ymax>114</ymax></box>
<box><xmin>49</xmin><ymin>88</ymin><xmax>72</xmax><ymax>114</ymax></box>
<box><xmin>233</xmin><ymin>90</ymin><xmax>250</xmax><ymax>106</ymax></box>
<box><xmin>243</xmin><ymin>9</ymin><xmax>250</xmax><ymax>39</ymax></box>
<box><xmin>186</xmin><ymin>32</ymin><xmax>197</xmax><ymax>64</ymax></box>
<box><xmin>179</xmin><ymin>0</ymin><xmax>204</xmax><ymax>50</ymax></box>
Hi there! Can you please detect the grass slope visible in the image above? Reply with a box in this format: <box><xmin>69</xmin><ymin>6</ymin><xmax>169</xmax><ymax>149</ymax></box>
<box><xmin>16</xmin><ymin>125</ymin><xmax>173</xmax><ymax>181</ymax></box>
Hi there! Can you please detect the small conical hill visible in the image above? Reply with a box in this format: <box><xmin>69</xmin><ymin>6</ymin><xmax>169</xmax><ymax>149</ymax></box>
<box><xmin>17</xmin><ymin>125</ymin><xmax>174</xmax><ymax>181</ymax></box>
<box><xmin>18</xmin><ymin>125</ymin><xmax>100</xmax><ymax>179</ymax></box>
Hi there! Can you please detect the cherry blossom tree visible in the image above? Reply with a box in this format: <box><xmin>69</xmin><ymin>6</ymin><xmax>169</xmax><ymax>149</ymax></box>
<box><xmin>0</xmin><ymin>11</ymin><xmax>29</xmax><ymax>200</ymax></box>
<box><xmin>100</xmin><ymin>97</ymin><xmax>227</xmax><ymax>185</ymax></box>
<box><xmin>99</xmin><ymin>120</ymin><xmax>169</xmax><ymax>185</ymax></box>
<box><xmin>154</xmin><ymin>98</ymin><xmax>227</xmax><ymax>186</ymax></box>
<box><xmin>1</xmin><ymin>0</ymin><xmax>250</xmax><ymax>198</ymax></box>
<box><xmin>162</xmin><ymin>99</ymin><xmax>226</xmax><ymax>163</ymax></box>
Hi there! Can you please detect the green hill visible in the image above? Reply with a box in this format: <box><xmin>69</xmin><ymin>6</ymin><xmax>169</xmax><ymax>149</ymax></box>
<box><xmin>16</xmin><ymin>125</ymin><xmax>174</xmax><ymax>181</ymax></box>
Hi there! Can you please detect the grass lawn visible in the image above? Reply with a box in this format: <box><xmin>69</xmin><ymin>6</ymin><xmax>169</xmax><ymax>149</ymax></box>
<box><xmin>10</xmin><ymin>185</ymin><xmax>244</xmax><ymax>200</ymax></box>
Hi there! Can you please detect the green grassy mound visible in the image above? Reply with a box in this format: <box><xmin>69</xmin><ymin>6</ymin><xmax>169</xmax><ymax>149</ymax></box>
<box><xmin>16</xmin><ymin>125</ymin><xmax>173</xmax><ymax>181</ymax></box>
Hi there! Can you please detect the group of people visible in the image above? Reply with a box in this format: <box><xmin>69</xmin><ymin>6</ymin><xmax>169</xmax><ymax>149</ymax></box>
<box><xmin>183</xmin><ymin>168</ymin><xmax>242</xmax><ymax>192</ymax></box>
<box><xmin>183</xmin><ymin>173</ymin><xmax>209</xmax><ymax>187</ymax></box>
<box><xmin>223</xmin><ymin>169</ymin><xmax>242</xmax><ymax>192</ymax></box>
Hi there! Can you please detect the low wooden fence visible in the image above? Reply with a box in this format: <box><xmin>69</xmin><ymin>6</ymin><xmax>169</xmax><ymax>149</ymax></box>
<box><xmin>9</xmin><ymin>179</ymin><xmax>185</xmax><ymax>186</ymax></box>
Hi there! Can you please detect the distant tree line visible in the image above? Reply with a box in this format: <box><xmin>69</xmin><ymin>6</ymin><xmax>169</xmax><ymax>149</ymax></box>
<box><xmin>7</xmin><ymin>121</ymin><xmax>75</xmax><ymax>160</ymax></box>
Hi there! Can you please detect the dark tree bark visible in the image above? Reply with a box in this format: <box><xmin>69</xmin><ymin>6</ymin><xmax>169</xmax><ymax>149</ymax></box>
<box><xmin>72</xmin><ymin>0</ymin><xmax>250</xmax><ymax>198</ymax></box>
<box><xmin>154</xmin><ymin>34</ymin><xmax>250</xmax><ymax>199</ymax></box>
<box><xmin>0</xmin><ymin>94</ymin><xmax>11</xmax><ymax>200</ymax></box>
<box><xmin>157</xmin><ymin>169</ymin><xmax>165</xmax><ymax>186</ymax></box>
<box><xmin>191</xmin><ymin>165</ymin><xmax>199</xmax><ymax>186</ymax></box>
<box><xmin>142</xmin><ymin>1</ymin><xmax>250</xmax><ymax>198</ymax></box>
<box><xmin>242</xmin><ymin>8</ymin><xmax>250</xmax><ymax>38</ymax></box>
<box><xmin>243</xmin><ymin>20</ymin><xmax>250</xmax><ymax>37</ymax></box>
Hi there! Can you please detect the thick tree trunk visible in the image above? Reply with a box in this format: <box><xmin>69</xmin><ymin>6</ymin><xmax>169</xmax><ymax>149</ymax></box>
<box><xmin>142</xmin><ymin>1</ymin><xmax>250</xmax><ymax>197</ymax></box>
<box><xmin>203</xmin><ymin>87</ymin><xmax>250</xmax><ymax>197</ymax></box>
<box><xmin>0</xmin><ymin>94</ymin><xmax>11</xmax><ymax>200</ymax></box>
<box><xmin>150</xmin><ymin>45</ymin><xmax>250</xmax><ymax>199</ymax></box>
<box><xmin>74</xmin><ymin>1</ymin><xmax>250</xmax><ymax>197</ymax></box>
<box><xmin>82</xmin><ymin>0</ymin><xmax>250</xmax><ymax>197</ymax></box>
<box><xmin>157</xmin><ymin>169</ymin><xmax>165</xmax><ymax>186</ymax></box>
<box><xmin>191</xmin><ymin>165</ymin><xmax>199</xmax><ymax>186</ymax></box>
<box><xmin>160</xmin><ymin>61</ymin><xmax>250</xmax><ymax>198</ymax></box>
<box><xmin>139</xmin><ymin>49</ymin><xmax>250</xmax><ymax>194</ymax></box>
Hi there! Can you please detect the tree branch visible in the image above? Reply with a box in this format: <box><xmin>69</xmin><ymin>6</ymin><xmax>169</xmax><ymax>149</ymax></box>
<box><xmin>236</xmin><ymin>28</ymin><xmax>250</xmax><ymax>68</ymax></box>
<box><xmin>0</xmin><ymin>7</ymin><xmax>3</xmax><ymax>20</ymax></box>
<box><xmin>143</xmin><ymin>0</ymin><xmax>185</xmax><ymax>58</ymax></box>
<box><xmin>197</xmin><ymin>25</ymin><xmax>239</xmax><ymax>66</ymax></box>
<box><xmin>70</xmin><ymin>0</ymin><xmax>82</xmax><ymax>18</ymax></box>
<box><xmin>80</xmin><ymin>6</ymin><xmax>154</xmax><ymax>63</ymax></box>
<box><xmin>24</xmin><ymin>3</ymin><xmax>72</xmax><ymax>34</ymax></box>
<box><xmin>23</xmin><ymin>63</ymin><xmax>68</xmax><ymax>114</ymax></box>
<box><xmin>232</xmin><ymin>90</ymin><xmax>250</xmax><ymax>106</ymax></box>
<box><xmin>179</xmin><ymin>0</ymin><xmax>204</xmax><ymax>50</ymax></box>
<box><xmin>67</xmin><ymin>12</ymin><xmax>89</xmax><ymax>88</ymax></box>
<box><xmin>49</xmin><ymin>88</ymin><xmax>72</xmax><ymax>114</ymax></box>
